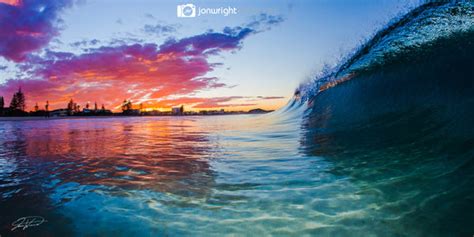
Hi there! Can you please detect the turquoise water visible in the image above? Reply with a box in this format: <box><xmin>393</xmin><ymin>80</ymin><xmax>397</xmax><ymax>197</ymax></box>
<box><xmin>0</xmin><ymin>112</ymin><xmax>472</xmax><ymax>236</ymax></box>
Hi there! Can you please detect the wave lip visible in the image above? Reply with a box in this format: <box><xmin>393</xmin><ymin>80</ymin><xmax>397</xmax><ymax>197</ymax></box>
<box><xmin>296</xmin><ymin>1</ymin><xmax>474</xmax><ymax>103</ymax></box>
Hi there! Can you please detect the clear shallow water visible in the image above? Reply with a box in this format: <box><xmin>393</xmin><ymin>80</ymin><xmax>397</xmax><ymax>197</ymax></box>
<box><xmin>0</xmin><ymin>114</ymin><xmax>330</xmax><ymax>236</ymax></box>
<box><xmin>1</xmin><ymin>113</ymin><xmax>472</xmax><ymax>236</ymax></box>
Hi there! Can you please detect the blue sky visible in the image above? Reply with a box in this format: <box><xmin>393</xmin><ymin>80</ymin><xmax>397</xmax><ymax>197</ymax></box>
<box><xmin>0</xmin><ymin>0</ymin><xmax>419</xmax><ymax>110</ymax></box>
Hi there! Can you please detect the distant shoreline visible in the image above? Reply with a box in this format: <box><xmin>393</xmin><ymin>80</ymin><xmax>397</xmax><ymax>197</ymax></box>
<box><xmin>0</xmin><ymin>112</ymin><xmax>271</xmax><ymax>121</ymax></box>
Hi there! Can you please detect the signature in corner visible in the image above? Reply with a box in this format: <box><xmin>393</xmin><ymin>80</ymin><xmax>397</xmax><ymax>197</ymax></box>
<box><xmin>11</xmin><ymin>216</ymin><xmax>47</xmax><ymax>231</ymax></box>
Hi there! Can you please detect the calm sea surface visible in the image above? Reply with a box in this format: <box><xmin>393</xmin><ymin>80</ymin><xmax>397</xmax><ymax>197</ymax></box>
<box><xmin>0</xmin><ymin>113</ymin><xmax>472</xmax><ymax>236</ymax></box>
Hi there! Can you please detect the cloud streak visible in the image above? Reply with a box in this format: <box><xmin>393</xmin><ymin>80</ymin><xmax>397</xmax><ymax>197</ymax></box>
<box><xmin>143</xmin><ymin>23</ymin><xmax>178</xmax><ymax>36</ymax></box>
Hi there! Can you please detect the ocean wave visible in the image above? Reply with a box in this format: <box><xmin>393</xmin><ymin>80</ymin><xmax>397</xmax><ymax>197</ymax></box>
<box><xmin>295</xmin><ymin>1</ymin><xmax>474</xmax><ymax>104</ymax></box>
<box><xmin>289</xmin><ymin>2</ymin><xmax>474</xmax><ymax>235</ymax></box>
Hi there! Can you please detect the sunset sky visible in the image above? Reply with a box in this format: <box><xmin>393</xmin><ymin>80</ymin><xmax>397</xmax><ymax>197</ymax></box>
<box><xmin>0</xmin><ymin>0</ymin><xmax>417</xmax><ymax>111</ymax></box>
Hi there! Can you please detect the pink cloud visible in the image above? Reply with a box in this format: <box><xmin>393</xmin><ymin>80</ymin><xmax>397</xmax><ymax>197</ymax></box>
<box><xmin>0</xmin><ymin>0</ymin><xmax>73</xmax><ymax>62</ymax></box>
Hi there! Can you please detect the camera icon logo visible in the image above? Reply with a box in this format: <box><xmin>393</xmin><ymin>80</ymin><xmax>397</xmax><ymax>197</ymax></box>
<box><xmin>177</xmin><ymin>4</ymin><xmax>196</xmax><ymax>18</ymax></box>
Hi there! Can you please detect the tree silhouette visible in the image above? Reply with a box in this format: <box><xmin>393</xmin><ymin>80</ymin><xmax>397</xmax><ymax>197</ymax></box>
<box><xmin>122</xmin><ymin>99</ymin><xmax>132</xmax><ymax>112</ymax></box>
<box><xmin>9</xmin><ymin>88</ymin><xmax>26</xmax><ymax>111</ymax></box>
<box><xmin>0</xmin><ymin>96</ymin><xmax>4</xmax><ymax>115</ymax></box>
<box><xmin>44</xmin><ymin>101</ymin><xmax>50</xmax><ymax>117</ymax></box>
<box><xmin>67</xmin><ymin>99</ymin><xmax>74</xmax><ymax>110</ymax></box>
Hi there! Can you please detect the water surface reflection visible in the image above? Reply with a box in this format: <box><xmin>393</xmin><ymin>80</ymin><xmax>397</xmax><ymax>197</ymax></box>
<box><xmin>0</xmin><ymin>115</ymin><xmax>310</xmax><ymax>236</ymax></box>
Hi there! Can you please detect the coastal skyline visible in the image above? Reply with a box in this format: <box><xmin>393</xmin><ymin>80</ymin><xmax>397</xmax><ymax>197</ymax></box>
<box><xmin>0</xmin><ymin>0</ymin><xmax>417</xmax><ymax>111</ymax></box>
